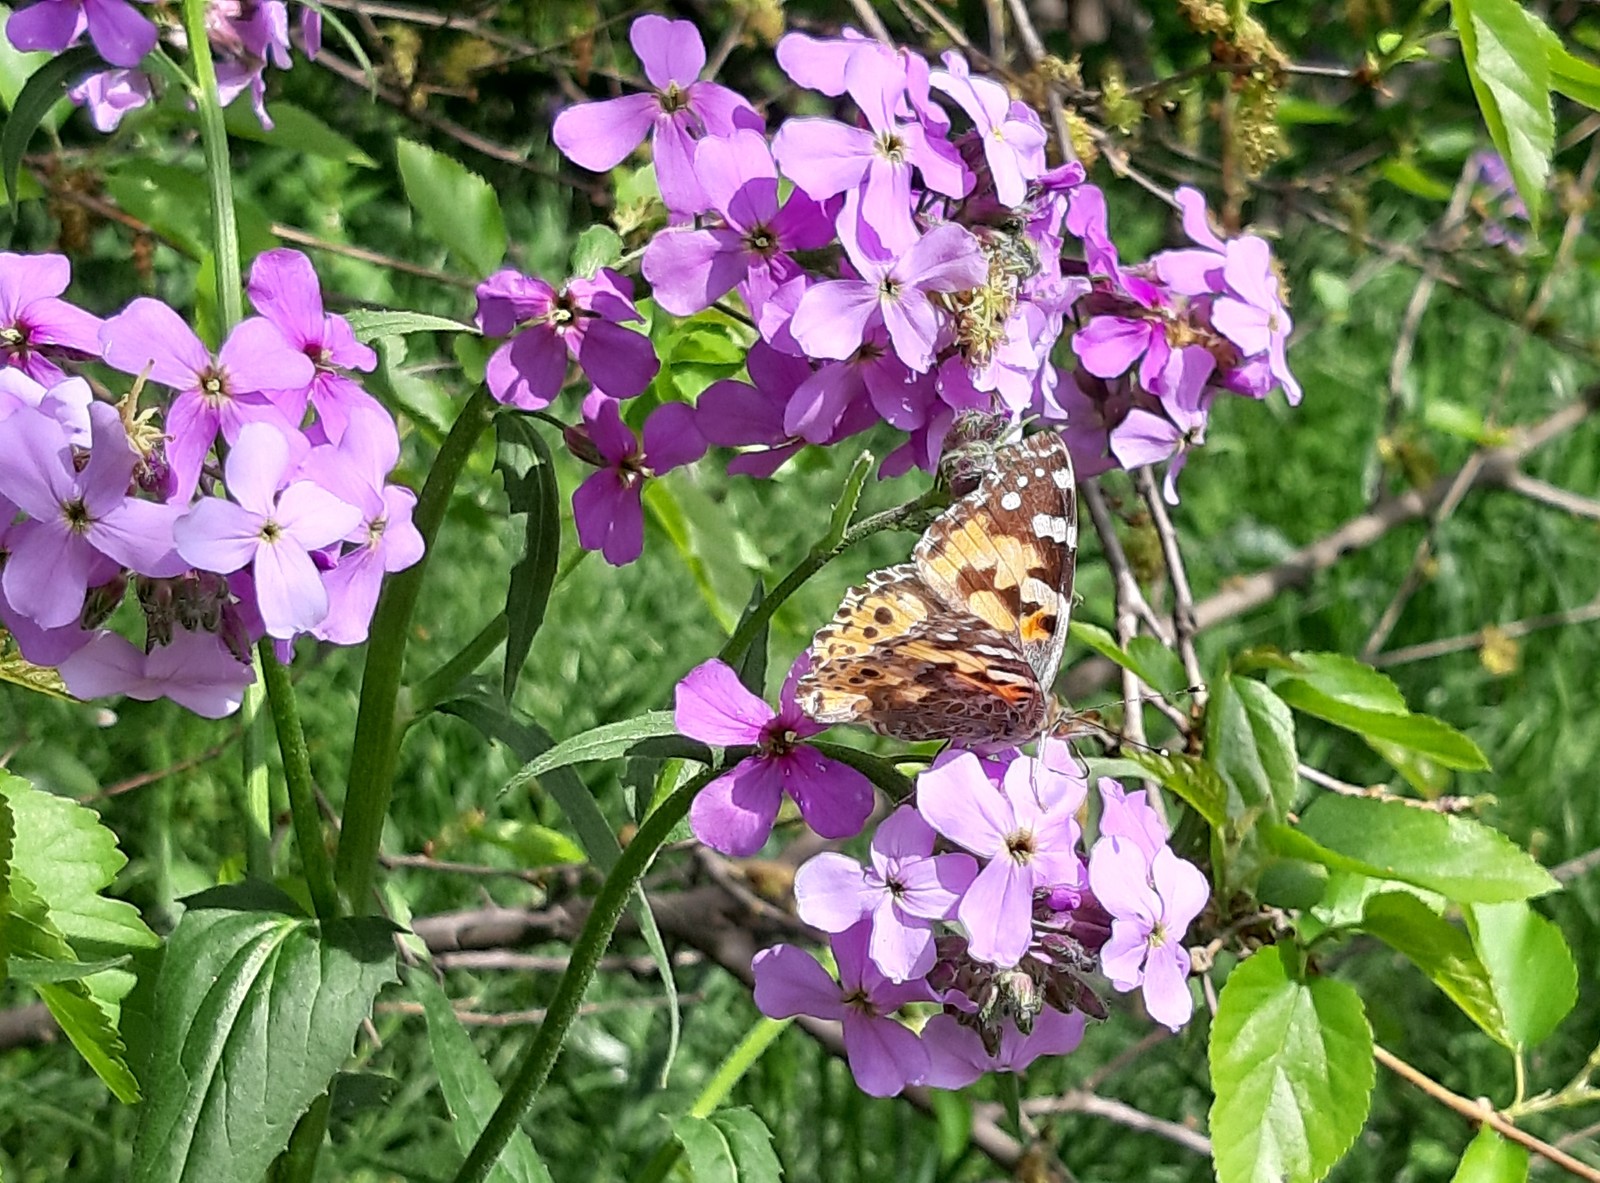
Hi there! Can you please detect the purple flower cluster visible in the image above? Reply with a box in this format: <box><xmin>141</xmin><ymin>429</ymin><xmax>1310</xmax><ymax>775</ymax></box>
<box><xmin>0</xmin><ymin>250</ymin><xmax>420</xmax><ymax>717</ymax></box>
<box><xmin>5</xmin><ymin>0</ymin><xmax>321</xmax><ymax>131</ymax></box>
<box><xmin>749</xmin><ymin>742</ymin><xmax>1206</xmax><ymax>1096</ymax></box>
<box><xmin>474</xmin><ymin>15</ymin><xmax>1301</xmax><ymax>570</ymax></box>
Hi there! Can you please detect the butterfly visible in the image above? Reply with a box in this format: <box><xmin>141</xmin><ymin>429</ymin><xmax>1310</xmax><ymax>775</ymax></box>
<box><xmin>796</xmin><ymin>430</ymin><xmax>1077</xmax><ymax>747</ymax></box>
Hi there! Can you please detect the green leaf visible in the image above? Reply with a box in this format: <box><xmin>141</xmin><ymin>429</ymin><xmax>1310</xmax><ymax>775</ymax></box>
<box><xmin>1208</xmin><ymin>674</ymin><xmax>1298</xmax><ymax>821</ymax></box>
<box><xmin>808</xmin><ymin>741</ymin><xmax>916</xmax><ymax>801</ymax></box>
<box><xmin>1209</xmin><ymin>945</ymin><xmax>1375</xmax><ymax>1183</ymax></box>
<box><xmin>707</xmin><ymin>1109</ymin><xmax>782</xmax><ymax>1182</ymax></box>
<box><xmin>0</xmin><ymin>630</ymin><xmax>71</xmax><ymax>698</ymax></box>
<box><xmin>368</xmin><ymin>336</ymin><xmax>454</xmax><ymax>433</ymax></box>
<box><xmin>672</xmin><ymin>1115</ymin><xmax>739</xmax><ymax>1183</ymax></box>
<box><xmin>501</xmin><ymin>710</ymin><xmax>681</xmax><ymax>785</ymax></box>
<box><xmin>728</xmin><ymin>580</ymin><xmax>769</xmax><ymax>696</ymax></box>
<box><xmin>1354</xmin><ymin>892</ymin><xmax>1508</xmax><ymax>1044</ymax></box>
<box><xmin>130</xmin><ymin>904</ymin><xmax>398</xmax><ymax>1183</ymax></box>
<box><xmin>104</xmin><ymin>159</ymin><xmax>279</xmax><ymax>260</ymax></box>
<box><xmin>1069</xmin><ymin>620</ymin><xmax>1184</xmax><ymax>691</ymax></box>
<box><xmin>1379</xmin><ymin>158</ymin><xmax>1457</xmax><ymax>200</ymax></box>
<box><xmin>1279</xmin><ymin>652</ymin><xmax>1408</xmax><ymax>714</ymax></box>
<box><xmin>1450</xmin><ymin>1127</ymin><xmax>1529</xmax><ymax>1183</ymax></box>
<box><xmin>821</xmin><ymin>450</ymin><xmax>874</xmax><ymax>551</ymax></box>
<box><xmin>1466</xmin><ymin>902</ymin><xmax>1577</xmax><ymax>1047</ymax></box>
<box><xmin>495</xmin><ymin>415</ymin><xmax>561</xmax><ymax>700</ymax></box>
<box><xmin>411</xmin><ymin>969</ymin><xmax>553</xmax><ymax>1183</ymax></box>
<box><xmin>571</xmin><ymin>224</ymin><xmax>623</xmax><ymax>278</ymax></box>
<box><xmin>7</xmin><ymin>953</ymin><xmax>130</xmax><ymax>984</ymax></box>
<box><xmin>1290</xmin><ymin>796</ymin><xmax>1557</xmax><ymax>902</ymax></box>
<box><xmin>0</xmin><ymin>771</ymin><xmax>158</xmax><ymax>956</ymax></box>
<box><xmin>343</xmin><ymin>309</ymin><xmax>478</xmax><ymax>340</ymax></box>
<box><xmin>0</xmin><ymin>45</ymin><xmax>96</xmax><ymax>210</ymax></box>
<box><xmin>396</xmin><ymin>138</ymin><xmax>507</xmax><ymax>277</ymax></box>
<box><xmin>223</xmin><ymin>101</ymin><xmax>377</xmax><ymax>167</ymax></box>
<box><xmin>644</xmin><ymin>479</ymin><xmax>741</xmax><ymax>633</ymax></box>
<box><xmin>1547</xmin><ymin>41</ymin><xmax>1600</xmax><ymax>109</ymax></box>
<box><xmin>1118</xmin><ymin>750</ymin><xmax>1227</xmax><ymax>828</ymax></box>
<box><xmin>476</xmin><ymin>819</ymin><xmax>586</xmax><ymax>867</ymax></box>
<box><xmin>1453</xmin><ymin>0</ymin><xmax>1553</xmax><ymax>226</ymax></box>
<box><xmin>1126</xmin><ymin>636</ymin><xmax>1188</xmax><ymax>695</ymax></box>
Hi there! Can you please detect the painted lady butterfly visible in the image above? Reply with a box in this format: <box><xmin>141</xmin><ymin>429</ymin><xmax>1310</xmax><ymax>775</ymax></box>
<box><xmin>797</xmin><ymin>431</ymin><xmax>1077</xmax><ymax>746</ymax></box>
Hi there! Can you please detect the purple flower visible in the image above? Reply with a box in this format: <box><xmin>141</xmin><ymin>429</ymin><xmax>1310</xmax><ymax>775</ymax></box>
<box><xmin>568</xmin><ymin>394</ymin><xmax>705</xmax><ymax>566</ymax></box>
<box><xmin>696</xmin><ymin>342</ymin><xmax>812</xmax><ymax>477</ymax></box>
<box><xmin>174</xmin><ymin>422</ymin><xmax>361</xmax><ymax>639</ymax></box>
<box><xmin>0</xmin><ymin>252</ymin><xmax>104</xmax><ymax>384</ymax></box>
<box><xmin>930</xmin><ymin>53</ymin><xmax>1047</xmax><ymax>208</ymax></box>
<box><xmin>790</xmin><ymin>222</ymin><xmax>988</xmax><ymax>373</ymax></box>
<box><xmin>68</xmin><ymin>67</ymin><xmax>151</xmax><ymax>131</ymax></box>
<box><xmin>551</xmin><ymin>14</ymin><xmax>758</xmax><ymax>214</ymax></box>
<box><xmin>1087</xmin><ymin>836</ymin><xmax>1208</xmax><ymax>1031</ymax></box>
<box><xmin>753</xmin><ymin>922</ymin><xmax>933</xmax><ymax>1097</ymax></box>
<box><xmin>100</xmin><ymin>299</ymin><xmax>315</xmax><ymax>501</ymax></box>
<box><xmin>476</xmin><ymin>269</ymin><xmax>658</xmax><ymax>410</ymax></box>
<box><xmin>921</xmin><ymin>1007</ymin><xmax>1085</xmax><ymax>1089</ymax></box>
<box><xmin>917</xmin><ymin>751</ymin><xmax>1086</xmax><ymax>968</ymax></box>
<box><xmin>246</xmin><ymin>248</ymin><xmax>381</xmax><ymax>442</ymax></box>
<box><xmin>642</xmin><ymin>130</ymin><xmax>833</xmax><ymax>316</ymax></box>
<box><xmin>677</xmin><ymin>656</ymin><xmax>875</xmax><ymax>856</ymax></box>
<box><xmin>6</xmin><ymin>0</ymin><xmax>157</xmax><ymax>67</ymax></box>
<box><xmin>1108</xmin><ymin>379</ymin><xmax>1212</xmax><ymax>504</ymax></box>
<box><xmin>776</xmin><ymin>28</ymin><xmax>939</xmax><ymax>125</ymax></box>
<box><xmin>795</xmin><ymin>806</ymin><xmax>978</xmax><ymax>982</ymax></box>
<box><xmin>59</xmin><ymin>625</ymin><xmax>253</xmax><ymax>718</ymax></box>
<box><xmin>1097</xmin><ymin>778</ymin><xmax>1168</xmax><ymax>860</ymax></box>
<box><xmin>0</xmin><ymin>401</ymin><xmax>185</xmax><ymax>629</ymax></box>
<box><xmin>783</xmin><ymin>330</ymin><xmax>920</xmax><ymax>443</ymax></box>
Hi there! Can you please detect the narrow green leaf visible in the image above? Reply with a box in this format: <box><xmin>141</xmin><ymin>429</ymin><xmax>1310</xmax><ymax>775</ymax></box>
<box><xmin>644</xmin><ymin>479</ymin><xmax>741</xmax><ymax>633</ymax></box>
<box><xmin>821</xmin><ymin>450</ymin><xmax>874</xmax><ymax>551</ymax></box>
<box><xmin>1293</xmin><ymin>796</ymin><xmax>1557</xmax><ymax>902</ymax></box>
<box><xmin>1118</xmin><ymin>750</ymin><xmax>1227</xmax><ymax>828</ymax></box>
<box><xmin>1466</xmin><ymin>902</ymin><xmax>1577</xmax><ymax>1047</ymax></box>
<box><xmin>1449</xmin><ymin>1127</ymin><xmax>1529</xmax><ymax>1183</ymax></box>
<box><xmin>708</xmin><ymin>1109</ymin><xmax>782</xmax><ymax>1182</ymax></box>
<box><xmin>343</xmin><ymin>309</ymin><xmax>478</xmax><ymax>340</ymax></box>
<box><xmin>672</xmin><ymin>1115</ymin><xmax>738</xmax><ymax>1183</ymax></box>
<box><xmin>1209</xmin><ymin>945</ymin><xmax>1375</xmax><ymax>1183</ymax></box>
<box><xmin>808</xmin><ymin>741</ymin><xmax>916</xmax><ymax>801</ymax></box>
<box><xmin>223</xmin><ymin>101</ymin><xmax>377</xmax><ymax>166</ymax></box>
<box><xmin>1354</xmin><ymin>892</ymin><xmax>1509</xmax><ymax>1044</ymax></box>
<box><xmin>1547</xmin><ymin>42</ymin><xmax>1600</xmax><ymax>109</ymax></box>
<box><xmin>368</xmin><ymin>336</ymin><xmax>454</xmax><ymax>432</ymax></box>
<box><xmin>501</xmin><ymin>710</ymin><xmax>681</xmax><ymax>785</ymax></box>
<box><xmin>396</xmin><ymin>138</ymin><xmax>507</xmax><ymax>276</ymax></box>
<box><xmin>495</xmin><ymin>415</ymin><xmax>561</xmax><ymax>700</ymax></box>
<box><xmin>571</xmin><ymin>224</ymin><xmax>623</xmax><ymax>278</ymax></box>
<box><xmin>1453</xmin><ymin>0</ymin><xmax>1554</xmax><ymax>225</ymax></box>
<box><xmin>7</xmin><ymin>953</ymin><xmax>130</xmax><ymax>984</ymax></box>
<box><xmin>0</xmin><ymin>45</ymin><xmax>96</xmax><ymax>210</ymax></box>
<box><xmin>411</xmin><ymin>969</ymin><xmax>553</xmax><ymax>1183</ymax></box>
<box><xmin>1274</xmin><ymin>679</ymin><xmax>1489</xmax><ymax>771</ymax></box>
<box><xmin>1208</xmin><ymin>675</ymin><xmax>1298</xmax><ymax>821</ymax></box>
<box><xmin>130</xmin><ymin>905</ymin><xmax>398</xmax><ymax>1183</ymax></box>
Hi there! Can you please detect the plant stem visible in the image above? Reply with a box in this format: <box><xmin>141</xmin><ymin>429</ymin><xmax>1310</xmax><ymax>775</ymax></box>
<box><xmin>258</xmin><ymin>641</ymin><xmax>340</xmax><ymax>920</ymax></box>
<box><xmin>719</xmin><ymin>487</ymin><xmax>946</xmax><ymax>669</ymax></box>
<box><xmin>408</xmin><ymin>611</ymin><xmax>509</xmax><ymax>716</ymax></box>
<box><xmin>336</xmin><ymin>389</ymin><xmax>496</xmax><ymax>912</ymax></box>
<box><xmin>238</xmin><ymin>673</ymin><xmax>273</xmax><ymax>879</ymax></box>
<box><xmin>180</xmin><ymin>0</ymin><xmax>242</xmax><ymax>331</ymax></box>
<box><xmin>448</xmin><ymin>769</ymin><xmax>715</xmax><ymax>1183</ymax></box>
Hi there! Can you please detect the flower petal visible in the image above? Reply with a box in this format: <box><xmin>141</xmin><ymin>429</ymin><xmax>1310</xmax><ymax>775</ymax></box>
<box><xmin>690</xmin><ymin>756</ymin><xmax>785</xmax><ymax>857</ymax></box>
<box><xmin>752</xmin><ymin>943</ymin><xmax>846</xmax><ymax>1021</ymax></box>
<box><xmin>794</xmin><ymin>851</ymin><xmax>877</xmax><ymax>933</ymax></box>
<box><xmin>674</xmin><ymin>657</ymin><xmax>772</xmax><ymax>745</ymax></box>
<box><xmin>552</xmin><ymin>92</ymin><xmax>660</xmax><ymax>173</ymax></box>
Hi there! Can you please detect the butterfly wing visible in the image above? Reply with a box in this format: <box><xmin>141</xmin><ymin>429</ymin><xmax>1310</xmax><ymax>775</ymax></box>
<box><xmin>797</xmin><ymin>564</ymin><xmax>1050</xmax><ymax>745</ymax></box>
<box><xmin>913</xmin><ymin>431</ymin><xmax>1077</xmax><ymax>691</ymax></box>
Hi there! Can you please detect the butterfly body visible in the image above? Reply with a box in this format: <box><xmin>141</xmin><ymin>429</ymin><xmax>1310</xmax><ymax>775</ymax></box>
<box><xmin>797</xmin><ymin>431</ymin><xmax>1077</xmax><ymax>747</ymax></box>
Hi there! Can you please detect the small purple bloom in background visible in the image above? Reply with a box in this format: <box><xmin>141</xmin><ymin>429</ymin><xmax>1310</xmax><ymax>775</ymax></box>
<box><xmin>247</xmin><ymin>248</ymin><xmax>381</xmax><ymax>442</ymax></box>
<box><xmin>795</xmin><ymin>806</ymin><xmax>978</xmax><ymax>982</ymax></box>
<box><xmin>174</xmin><ymin>422</ymin><xmax>361</xmax><ymax>639</ymax></box>
<box><xmin>917</xmin><ymin>750</ymin><xmax>1086</xmax><ymax>968</ymax></box>
<box><xmin>0</xmin><ymin>252</ymin><xmax>104</xmax><ymax>385</ymax></box>
<box><xmin>930</xmin><ymin>52</ymin><xmax>1046</xmax><ymax>208</ymax></box>
<box><xmin>1108</xmin><ymin>381</ymin><xmax>1211</xmax><ymax>505</ymax></box>
<box><xmin>551</xmin><ymin>13</ymin><xmax>758</xmax><ymax>214</ymax></box>
<box><xmin>7</xmin><ymin>0</ymin><xmax>157</xmax><ymax>67</ymax></box>
<box><xmin>676</xmin><ymin>656</ymin><xmax>875</xmax><ymax>856</ymax></box>
<box><xmin>567</xmin><ymin>393</ymin><xmax>705</xmax><ymax>566</ymax></box>
<box><xmin>753</xmin><ymin>922</ymin><xmax>933</xmax><ymax>1097</ymax></box>
<box><xmin>101</xmin><ymin>298</ymin><xmax>315</xmax><ymax>500</ymax></box>
<box><xmin>68</xmin><ymin>67</ymin><xmax>152</xmax><ymax>131</ymax></box>
<box><xmin>59</xmin><ymin>625</ymin><xmax>253</xmax><ymax>718</ymax></box>
<box><xmin>921</xmin><ymin>1007</ymin><xmax>1085</xmax><ymax>1089</ymax></box>
<box><xmin>476</xmin><ymin>269</ymin><xmax>659</xmax><ymax>410</ymax></box>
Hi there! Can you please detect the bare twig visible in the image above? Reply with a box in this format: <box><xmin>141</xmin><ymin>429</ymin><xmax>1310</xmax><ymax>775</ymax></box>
<box><xmin>846</xmin><ymin>0</ymin><xmax>895</xmax><ymax>42</ymax></box>
<box><xmin>1136</xmin><ymin>470</ymin><xmax>1206</xmax><ymax>709</ymax></box>
<box><xmin>1499</xmin><ymin>472</ymin><xmax>1600</xmax><ymax>522</ymax></box>
<box><xmin>78</xmin><ymin>731</ymin><xmax>241</xmax><ymax>803</ymax></box>
<box><xmin>1020</xmin><ymin>1092</ymin><xmax>1212</xmax><ymax>1156</ymax></box>
<box><xmin>1298</xmin><ymin>764</ymin><xmax>1484</xmax><ymax>812</ymax></box>
<box><xmin>432</xmin><ymin>949</ymin><xmax>701</xmax><ymax>975</ymax></box>
<box><xmin>1371</xmin><ymin>595</ymin><xmax>1600</xmax><ymax>669</ymax></box>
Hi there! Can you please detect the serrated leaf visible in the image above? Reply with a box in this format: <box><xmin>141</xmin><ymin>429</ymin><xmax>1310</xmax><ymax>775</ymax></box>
<box><xmin>223</xmin><ymin>101</ymin><xmax>377</xmax><ymax>167</ymax></box>
<box><xmin>1118</xmin><ymin>750</ymin><xmax>1227</xmax><ymax>828</ymax></box>
<box><xmin>0</xmin><ymin>632</ymin><xmax>71</xmax><ymax>697</ymax></box>
<box><xmin>1547</xmin><ymin>41</ymin><xmax>1600</xmax><ymax>109</ymax></box>
<box><xmin>1208</xmin><ymin>674</ymin><xmax>1297</xmax><ymax>820</ymax></box>
<box><xmin>673</xmin><ymin>1115</ymin><xmax>738</xmax><ymax>1183</ymax></box>
<box><xmin>1355</xmin><ymin>892</ymin><xmax>1508</xmax><ymax>1044</ymax></box>
<box><xmin>343</xmin><ymin>309</ymin><xmax>478</xmax><ymax>340</ymax></box>
<box><xmin>369</xmin><ymin>336</ymin><xmax>454</xmax><ymax>433</ymax></box>
<box><xmin>1068</xmin><ymin>620</ymin><xmax>1179</xmax><ymax>691</ymax></box>
<box><xmin>1126</xmin><ymin>636</ymin><xmax>1188</xmax><ymax>695</ymax></box>
<box><xmin>1453</xmin><ymin>0</ymin><xmax>1553</xmax><ymax>226</ymax></box>
<box><xmin>1209</xmin><ymin>945</ymin><xmax>1375</xmax><ymax>1183</ymax></box>
<box><xmin>1466</xmin><ymin>901</ymin><xmax>1577</xmax><ymax>1047</ymax></box>
<box><xmin>7</xmin><ymin>953</ymin><xmax>130</xmax><ymax>984</ymax></box>
<box><xmin>396</xmin><ymin>138</ymin><xmax>506</xmax><ymax>277</ymax></box>
<box><xmin>495</xmin><ymin>415</ymin><xmax>561</xmax><ymax>700</ymax></box>
<box><xmin>0</xmin><ymin>771</ymin><xmax>158</xmax><ymax>956</ymax></box>
<box><xmin>1281</xmin><ymin>653</ymin><xmax>1409</xmax><ymax>714</ymax></box>
<box><xmin>130</xmin><ymin>903</ymin><xmax>398</xmax><ymax>1183</ymax></box>
<box><xmin>0</xmin><ymin>45</ymin><xmax>96</xmax><ymax>210</ymax></box>
<box><xmin>1450</xmin><ymin>1127</ymin><xmax>1528</xmax><ymax>1183</ymax></box>
<box><xmin>571</xmin><ymin>224</ymin><xmax>623</xmax><ymax>278</ymax></box>
<box><xmin>708</xmin><ymin>1109</ymin><xmax>783</xmax><ymax>1182</ymax></box>
<box><xmin>1288</xmin><ymin>796</ymin><xmax>1557</xmax><ymax>902</ymax></box>
<box><xmin>821</xmin><ymin>450</ymin><xmax>873</xmax><ymax>551</ymax></box>
<box><xmin>411</xmin><ymin>969</ymin><xmax>553</xmax><ymax>1183</ymax></box>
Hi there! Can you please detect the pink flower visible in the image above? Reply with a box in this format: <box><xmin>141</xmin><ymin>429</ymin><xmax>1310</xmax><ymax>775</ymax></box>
<box><xmin>174</xmin><ymin>422</ymin><xmax>361</xmax><ymax>639</ymax></box>
<box><xmin>921</xmin><ymin>1008</ymin><xmax>1085</xmax><ymax>1089</ymax></box>
<box><xmin>0</xmin><ymin>252</ymin><xmax>104</xmax><ymax>384</ymax></box>
<box><xmin>551</xmin><ymin>13</ymin><xmax>758</xmax><ymax>214</ymax></box>
<box><xmin>929</xmin><ymin>52</ymin><xmax>1047</xmax><ymax>207</ymax></box>
<box><xmin>59</xmin><ymin>625</ymin><xmax>253</xmax><ymax>718</ymax></box>
<box><xmin>677</xmin><ymin>656</ymin><xmax>875</xmax><ymax>856</ymax></box>
<box><xmin>6</xmin><ymin>0</ymin><xmax>157</xmax><ymax>67</ymax></box>
<box><xmin>568</xmin><ymin>394</ymin><xmax>705</xmax><ymax>566</ymax></box>
<box><xmin>68</xmin><ymin>67</ymin><xmax>151</xmax><ymax>132</ymax></box>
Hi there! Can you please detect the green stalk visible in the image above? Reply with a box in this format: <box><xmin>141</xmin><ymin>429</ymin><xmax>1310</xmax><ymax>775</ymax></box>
<box><xmin>258</xmin><ymin>642</ymin><xmax>339</xmax><ymax>920</ymax></box>
<box><xmin>180</xmin><ymin>0</ymin><xmax>242</xmax><ymax>331</ymax></box>
<box><xmin>408</xmin><ymin>611</ymin><xmax>509</xmax><ymax>716</ymax></box>
<box><xmin>237</xmin><ymin>673</ymin><xmax>273</xmax><ymax>879</ymax></box>
<box><xmin>449</xmin><ymin>769</ymin><xmax>715</xmax><ymax>1183</ymax></box>
<box><xmin>335</xmin><ymin>389</ymin><xmax>496</xmax><ymax>912</ymax></box>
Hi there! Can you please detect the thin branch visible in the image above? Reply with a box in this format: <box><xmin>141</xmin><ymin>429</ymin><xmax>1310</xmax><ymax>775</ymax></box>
<box><xmin>379</xmin><ymin>992</ymin><xmax>698</xmax><ymax>1027</ymax></box>
<box><xmin>1500</xmin><ymin>472</ymin><xmax>1600</xmax><ymax>522</ymax></box>
<box><xmin>1371</xmin><ymin>595</ymin><xmax>1600</xmax><ymax>669</ymax></box>
<box><xmin>432</xmin><ymin>949</ymin><xmax>701</xmax><ymax>975</ymax></box>
<box><xmin>845</xmin><ymin>0</ymin><xmax>894</xmax><ymax>42</ymax></box>
<box><xmin>1136</xmin><ymin>469</ymin><xmax>1205</xmax><ymax>708</ymax></box>
<box><xmin>1019</xmin><ymin>1092</ymin><xmax>1212</xmax><ymax>1156</ymax></box>
<box><xmin>268</xmin><ymin>223</ymin><xmax>477</xmax><ymax>290</ymax></box>
<box><xmin>1298</xmin><ymin>764</ymin><xmax>1484</xmax><ymax>812</ymax></box>
<box><xmin>78</xmin><ymin>731</ymin><xmax>241</xmax><ymax>803</ymax></box>
<box><xmin>379</xmin><ymin>851</ymin><xmax>590</xmax><ymax>886</ymax></box>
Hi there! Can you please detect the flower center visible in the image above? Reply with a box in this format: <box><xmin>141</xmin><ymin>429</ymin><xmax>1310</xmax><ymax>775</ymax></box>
<box><xmin>311</xmin><ymin>344</ymin><xmax>334</xmax><ymax>371</ymax></box>
<box><xmin>63</xmin><ymin>498</ymin><xmax>92</xmax><ymax>533</ymax></box>
<box><xmin>1</xmin><ymin>324</ymin><xmax>25</xmax><ymax>347</ymax></box>
<box><xmin>660</xmin><ymin>83</ymin><xmax>689</xmax><ymax>113</ymax></box>
<box><xmin>258</xmin><ymin>519</ymin><xmax>283</xmax><ymax>545</ymax></box>
<box><xmin>878</xmin><ymin>276</ymin><xmax>901</xmax><ymax>302</ymax></box>
<box><xmin>841</xmin><ymin>987</ymin><xmax>878</xmax><ymax>1017</ymax></box>
<box><xmin>760</xmin><ymin>726</ymin><xmax>799</xmax><ymax>758</ymax></box>
<box><xmin>200</xmin><ymin>371</ymin><xmax>228</xmax><ymax>405</ymax></box>
<box><xmin>1005</xmin><ymin>828</ymin><xmax>1036</xmax><ymax>865</ymax></box>
<box><xmin>744</xmin><ymin>226</ymin><xmax>777</xmax><ymax>256</ymax></box>
<box><xmin>874</xmin><ymin>131</ymin><xmax>906</xmax><ymax>164</ymax></box>
<box><xmin>364</xmin><ymin>516</ymin><xmax>387</xmax><ymax>550</ymax></box>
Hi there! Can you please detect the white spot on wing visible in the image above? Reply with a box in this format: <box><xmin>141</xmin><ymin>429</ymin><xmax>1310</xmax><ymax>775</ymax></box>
<box><xmin>1000</xmin><ymin>490</ymin><xmax>1023</xmax><ymax>511</ymax></box>
<box><xmin>1032</xmin><ymin>513</ymin><xmax>1069</xmax><ymax>542</ymax></box>
<box><xmin>1051</xmin><ymin>467</ymin><xmax>1072</xmax><ymax>489</ymax></box>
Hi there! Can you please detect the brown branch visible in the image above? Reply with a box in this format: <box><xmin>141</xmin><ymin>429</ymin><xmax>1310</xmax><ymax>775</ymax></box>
<box><xmin>1377</xmin><ymin>1045</ymin><xmax>1600</xmax><ymax>1183</ymax></box>
<box><xmin>1136</xmin><ymin>469</ymin><xmax>1205</xmax><ymax>708</ymax></box>
<box><xmin>1019</xmin><ymin>1092</ymin><xmax>1212</xmax><ymax>1156</ymax></box>
<box><xmin>77</xmin><ymin>731</ymin><xmax>241</xmax><ymax>803</ymax></box>
<box><xmin>845</xmin><ymin>0</ymin><xmax>895</xmax><ymax>43</ymax></box>
<box><xmin>432</xmin><ymin>949</ymin><xmax>701</xmax><ymax>975</ymax></box>
<box><xmin>1371</xmin><ymin>595</ymin><xmax>1600</xmax><ymax>669</ymax></box>
<box><xmin>1499</xmin><ymin>472</ymin><xmax>1600</xmax><ymax>522</ymax></box>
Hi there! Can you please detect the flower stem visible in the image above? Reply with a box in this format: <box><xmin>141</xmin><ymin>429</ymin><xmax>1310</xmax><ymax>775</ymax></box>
<box><xmin>237</xmin><ymin>671</ymin><xmax>274</xmax><ymax>879</ymax></box>
<box><xmin>719</xmin><ymin>486</ymin><xmax>946</xmax><ymax>669</ymax></box>
<box><xmin>180</xmin><ymin>0</ymin><xmax>242</xmax><ymax>332</ymax></box>
<box><xmin>335</xmin><ymin>389</ymin><xmax>496</xmax><ymax>913</ymax></box>
<box><xmin>258</xmin><ymin>641</ymin><xmax>340</xmax><ymax>920</ymax></box>
<box><xmin>448</xmin><ymin>768</ymin><xmax>716</xmax><ymax>1183</ymax></box>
